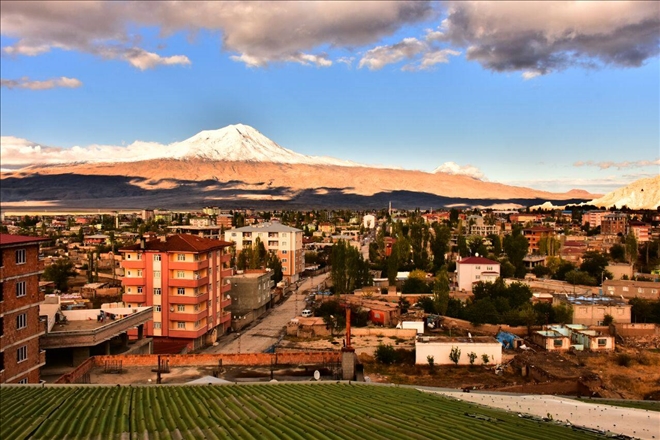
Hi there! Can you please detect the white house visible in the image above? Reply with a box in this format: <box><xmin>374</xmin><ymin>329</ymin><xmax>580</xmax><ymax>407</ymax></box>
<box><xmin>362</xmin><ymin>214</ymin><xmax>376</xmax><ymax>229</ymax></box>
<box><xmin>456</xmin><ymin>256</ymin><xmax>500</xmax><ymax>291</ymax></box>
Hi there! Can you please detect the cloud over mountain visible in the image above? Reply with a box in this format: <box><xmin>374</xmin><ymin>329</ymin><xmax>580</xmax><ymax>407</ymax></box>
<box><xmin>433</xmin><ymin>162</ymin><xmax>484</xmax><ymax>179</ymax></box>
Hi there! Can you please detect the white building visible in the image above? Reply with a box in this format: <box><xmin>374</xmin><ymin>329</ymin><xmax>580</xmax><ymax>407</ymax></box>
<box><xmin>362</xmin><ymin>214</ymin><xmax>376</xmax><ymax>229</ymax></box>
<box><xmin>456</xmin><ymin>256</ymin><xmax>500</xmax><ymax>291</ymax></box>
<box><xmin>415</xmin><ymin>336</ymin><xmax>502</xmax><ymax>365</ymax></box>
<box><xmin>225</xmin><ymin>222</ymin><xmax>304</xmax><ymax>282</ymax></box>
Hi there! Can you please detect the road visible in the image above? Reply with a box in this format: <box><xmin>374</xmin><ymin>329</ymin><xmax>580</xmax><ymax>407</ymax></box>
<box><xmin>206</xmin><ymin>272</ymin><xmax>329</xmax><ymax>354</ymax></box>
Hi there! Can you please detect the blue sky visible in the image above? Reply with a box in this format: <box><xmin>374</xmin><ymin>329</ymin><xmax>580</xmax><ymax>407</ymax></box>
<box><xmin>1</xmin><ymin>2</ymin><xmax>658</xmax><ymax>194</ymax></box>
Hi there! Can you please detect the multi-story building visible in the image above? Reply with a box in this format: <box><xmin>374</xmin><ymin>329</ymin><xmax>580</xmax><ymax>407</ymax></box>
<box><xmin>456</xmin><ymin>256</ymin><xmax>500</xmax><ymax>292</ymax></box>
<box><xmin>581</xmin><ymin>211</ymin><xmax>607</xmax><ymax>228</ymax></box>
<box><xmin>467</xmin><ymin>215</ymin><xmax>500</xmax><ymax>237</ymax></box>
<box><xmin>523</xmin><ymin>226</ymin><xmax>555</xmax><ymax>254</ymax></box>
<box><xmin>227</xmin><ymin>270</ymin><xmax>274</xmax><ymax>331</ymax></box>
<box><xmin>601</xmin><ymin>212</ymin><xmax>628</xmax><ymax>236</ymax></box>
<box><xmin>628</xmin><ymin>221</ymin><xmax>650</xmax><ymax>243</ymax></box>
<box><xmin>225</xmin><ymin>222</ymin><xmax>304</xmax><ymax>282</ymax></box>
<box><xmin>119</xmin><ymin>234</ymin><xmax>233</xmax><ymax>351</ymax></box>
<box><xmin>216</xmin><ymin>214</ymin><xmax>233</xmax><ymax>229</ymax></box>
<box><xmin>1</xmin><ymin>234</ymin><xmax>49</xmax><ymax>383</ymax></box>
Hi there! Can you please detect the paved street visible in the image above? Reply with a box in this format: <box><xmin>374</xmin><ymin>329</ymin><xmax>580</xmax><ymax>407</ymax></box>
<box><xmin>206</xmin><ymin>273</ymin><xmax>329</xmax><ymax>354</ymax></box>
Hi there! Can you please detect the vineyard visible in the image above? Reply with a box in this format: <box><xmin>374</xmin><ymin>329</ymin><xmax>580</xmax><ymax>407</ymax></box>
<box><xmin>1</xmin><ymin>383</ymin><xmax>602</xmax><ymax>439</ymax></box>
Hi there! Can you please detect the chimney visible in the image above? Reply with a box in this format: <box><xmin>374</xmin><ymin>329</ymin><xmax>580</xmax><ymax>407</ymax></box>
<box><xmin>139</xmin><ymin>236</ymin><xmax>146</xmax><ymax>250</ymax></box>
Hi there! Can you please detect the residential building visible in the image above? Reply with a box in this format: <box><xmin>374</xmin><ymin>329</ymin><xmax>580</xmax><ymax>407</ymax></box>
<box><xmin>362</xmin><ymin>214</ymin><xmax>376</xmax><ymax>229</ymax></box>
<box><xmin>189</xmin><ymin>217</ymin><xmax>212</xmax><ymax>227</ymax></box>
<box><xmin>602</xmin><ymin>279</ymin><xmax>660</xmax><ymax>300</ymax></box>
<box><xmin>227</xmin><ymin>270</ymin><xmax>274</xmax><ymax>331</ymax></box>
<box><xmin>456</xmin><ymin>256</ymin><xmax>500</xmax><ymax>292</ymax></box>
<box><xmin>581</xmin><ymin>211</ymin><xmax>607</xmax><ymax>228</ymax></box>
<box><xmin>0</xmin><ymin>234</ymin><xmax>50</xmax><ymax>384</ymax></box>
<box><xmin>523</xmin><ymin>226</ymin><xmax>555</xmax><ymax>254</ymax></box>
<box><xmin>533</xmin><ymin>325</ymin><xmax>615</xmax><ymax>352</ymax></box>
<box><xmin>467</xmin><ymin>215</ymin><xmax>499</xmax><ymax>237</ymax></box>
<box><xmin>216</xmin><ymin>214</ymin><xmax>233</xmax><ymax>229</ymax></box>
<box><xmin>605</xmin><ymin>263</ymin><xmax>634</xmax><ymax>280</ymax></box>
<box><xmin>553</xmin><ymin>294</ymin><xmax>631</xmax><ymax>326</ymax></box>
<box><xmin>225</xmin><ymin>222</ymin><xmax>304</xmax><ymax>282</ymax></box>
<box><xmin>601</xmin><ymin>212</ymin><xmax>628</xmax><ymax>236</ymax></box>
<box><xmin>83</xmin><ymin>234</ymin><xmax>109</xmax><ymax>246</ymax></box>
<box><xmin>628</xmin><ymin>221</ymin><xmax>650</xmax><ymax>243</ymax></box>
<box><xmin>168</xmin><ymin>225</ymin><xmax>224</xmax><ymax>240</ymax></box>
<box><xmin>119</xmin><ymin>234</ymin><xmax>233</xmax><ymax>351</ymax></box>
<box><xmin>318</xmin><ymin>222</ymin><xmax>335</xmax><ymax>234</ymax></box>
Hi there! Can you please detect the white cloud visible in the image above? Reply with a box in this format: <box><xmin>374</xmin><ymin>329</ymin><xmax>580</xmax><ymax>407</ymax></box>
<box><xmin>1</xmin><ymin>76</ymin><xmax>82</xmax><ymax>90</ymax></box>
<box><xmin>337</xmin><ymin>57</ymin><xmax>355</xmax><ymax>68</ymax></box>
<box><xmin>433</xmin><ymin>161</ymin><xmax>484</xmax><ymax>180</ymax></box>
<box><xmin>359</xmin><ymin>38</ymin><xmax>426</xmax><ymax>70</ymax></box>
<box><xmin>522</xmin><ymin>70</ymin><xmax>542</xmax><ymax>80</ymax></box>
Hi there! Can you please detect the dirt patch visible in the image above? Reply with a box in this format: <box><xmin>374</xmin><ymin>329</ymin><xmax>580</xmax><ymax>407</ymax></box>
<box><xmin>280</xmin><ymin>334</ymin><xmax>415</xmax><ymax>356</ymax></box>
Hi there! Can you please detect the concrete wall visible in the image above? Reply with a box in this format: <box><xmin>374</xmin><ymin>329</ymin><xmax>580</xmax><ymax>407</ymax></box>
<box><xmin>571</xmin><ymin>304</ymin><xmax>631</xmax><ymax>326</ymax></box>
<box><xmin>611</xmin><ymin>323</ymin><xmax>659</xmax><ymax>337</ymax></box>
<box><xmin>55</xmin><ymin>351</ymin><xmax>342</xmax><ymax>383</ymax></box>
<box><xmin>415</xmin><ymin>341</ymin><xmax>502</xmax><ymax>365</ymax></box>
<box><xmin>351</xmin><ymin>328</ymin><xmax>416</xmax><ymax>338</ymax></box>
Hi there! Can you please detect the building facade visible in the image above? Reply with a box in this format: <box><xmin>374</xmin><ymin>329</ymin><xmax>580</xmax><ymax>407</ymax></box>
<box><xmin>0</xmin><ymin>234</ymin><xmax>49</xmax><ymax>384</ymax></box>
<box><xmin>225</xmin><ymin>222</ymin><xmax>304</xmax><ymax>282</ymax></box>
<box><xmin>601</xmin><ymin>212</ymin><xmax>628</xmax><ymax>236</ymax></box>
<box><xmin>227</xmin><ymin>270</ymin><xmax>274</xmax><ymax>331</ymax></box>
<box><xmin>603</xmin><ymin>279</ymin><xmax>660</xmax><ymax>300</ymax></box>
<box><xmin>456</xmin><ymin>256</ymin><xmax>501</xmax><ymax>292</ymax></box>
<box><xmin>120</xmin><ymin>234</ymin><xmax>233</xmax><ymax>350</ymax></box>
<box><xmin>523</xmin><ymin>226</ymin><xmax>555</xmax><ymax>254</ymax></box>
<box><xmin>581</xmin><ymin>211</ymin><xmax>607</xmax><ymax>228</ymax></box>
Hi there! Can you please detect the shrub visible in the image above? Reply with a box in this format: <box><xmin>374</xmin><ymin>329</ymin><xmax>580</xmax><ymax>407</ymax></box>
<box><xmin>468</xmin><ymin>352</ymin><xmax>477</xmax><ymax>366</ymax></box>
<box><xmin>427</xmin><ymin>355</ymin><xmax>435</xmax><ymax>373</ymax></box>
<box><xmin>602</xmin><ymin>314</ymin><xmax>614</xmax><ymax>326</ymax></box>
<box><xmin>482</xmin><ymin>354</ymin><xmax>490</xmax><ymax>365</ymax></box>
<box><xmin>616</xmin><ymin>353</ymin><xmax>632</xmax><ymax>367</ymax></box>
<box><xmin>449</xmin><ymin>346</ymin><xmax>461</xmax><ymax>365</ymax></box>
<box><xmin>374</xmin><ymin>344</ymin><xmax>397</xmax><ymax>365</ymax></box>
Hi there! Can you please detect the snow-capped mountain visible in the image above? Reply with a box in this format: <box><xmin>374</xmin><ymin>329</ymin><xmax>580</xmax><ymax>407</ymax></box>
<box><xmin>171</xmin><ymin>124</ymin><xmax>361</xmax><ymax>167</ymax></box>
<box><xmin>587</xmin><ymin>175</ymin><xmax>660</xmax><ymax>209</ymax></box>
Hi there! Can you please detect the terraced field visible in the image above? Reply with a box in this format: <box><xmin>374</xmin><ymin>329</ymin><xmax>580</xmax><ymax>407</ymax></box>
<box><xmin>1</xmin><ymin>383</ymin><xmax>601</xmax><ymax>439</ymax></box>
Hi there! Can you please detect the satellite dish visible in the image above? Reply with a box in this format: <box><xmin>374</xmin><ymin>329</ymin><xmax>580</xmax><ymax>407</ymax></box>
<box><xmin>313</xmin><ymin>370</ymin><xmax>321</xmax><ymax>381</ymax></box>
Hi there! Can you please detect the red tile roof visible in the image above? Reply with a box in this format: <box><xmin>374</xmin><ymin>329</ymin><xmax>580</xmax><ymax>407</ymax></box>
<box><xmin>457</xmin><ymin>256</ymin><xmax>499</xmax><ymax>265</ymax></box>
<box><xmin>0</xmin><ymin>234</ymin><xmax>50</xmax><ymax>247</ymax></box>
<box><xmin>120</xmin><ymin>234</ymin><xmax>234</xmax><ymax>253</ymax></box>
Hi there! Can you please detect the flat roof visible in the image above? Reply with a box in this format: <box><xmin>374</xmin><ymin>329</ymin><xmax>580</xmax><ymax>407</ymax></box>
<box><xmin>0</xmin><ymin>233</ymin><xmax>50</xmax><ymax>247</ymax></box>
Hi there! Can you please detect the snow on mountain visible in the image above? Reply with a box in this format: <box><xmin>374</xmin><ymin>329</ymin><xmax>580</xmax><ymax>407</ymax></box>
<box><xmin>587</xmin><ymin>175</ymin><xmax>660</xmax><ymax>209</ymax></box>
<box><xmin>171</xmin><ymin>124</ymin><xmax>361</xmax><ymax>167</ymax></box>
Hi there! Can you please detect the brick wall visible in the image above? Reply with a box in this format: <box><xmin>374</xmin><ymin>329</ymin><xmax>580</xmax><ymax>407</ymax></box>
<box><xmin>351</xmin><ymin>328</ymin><xmax>417</xmax><ymax>338</ymax></box>
<box><xmin>56</xmin><ymin>351</ymin><xmax>342</xmax><ymax>383</ymax></box>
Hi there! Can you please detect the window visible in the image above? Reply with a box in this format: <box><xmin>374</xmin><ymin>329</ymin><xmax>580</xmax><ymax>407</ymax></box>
<box><xmin>177</xmin><ymin>270</ymin><xmax>185</xmax><ymax>278</ymax></box>
<box><xmin>597</xmin><ymin>338</ymin><xmax>607</xmax><ymax>347</ymax></box>
<box><xmin>177</xmin><ymin>305</ymin><xmax>185</xmax><ymax>312</ymax></box>
<box><xmin>177</xmin><ymin>322</ymin><xmax>186</xmax><ymax>329</ymax></box>
<box><xmin>16</xmin><ymin>249</ymin><xmax>26</xmax><ymax>264</ymax></box>
<box><xmin>0</xmin><ymin>282</ymin><xmax>4</xmax><ymax>302</ymax></box>
<box><xmin>155</xmin><ymin>305</ymin><xmax>161</xmax><ymax>312</ymax></box>
<box><xmin>282</xmin><ymin>242</ymin><xmax>287</xmax><ymax>246</ymax></box>
<box><xmin>137</xmin><ymin>269</ymin><xmax>143</xmax><ymax>277</ymax></box>
<box><xmin>16</xmin><ymin>313</ymin><xmax>27</xmax><ymax>330</ymax></box>
<box><xmin>154</xmin><ymin>254</ymin><xmax>161</xmax><ymax>261</ymax></box>
<box><xmin>16</xmin><ymin>281</ymin><xmax>26</xmax><ymax>298</ymax></box>
<box><xmin>282</xmin><ymin>258</ymin><xmax>287</xmax><ymax>263</ymax></box>
<box><xmin>177</xmin><ymin>288</ymin><xmax>185</xmax><ymax>295</ymax></box>
<box><xmin>17</xmin><ymin>345</ymin><xmax>27</xmax><ymax>363</ymax></box>
<box><xmin>153</xmin><ymin>288</ymin><xmax>162</xmax><ymax>295</ymax></box>
<box><xmin>0</xmin><ymin>352</ymin><xmax>3</xmax><ymax>370</ymax></box>
<box><xmin>475</xmin><ymin>275</ymin><xmax>480</xmax><ymax>280</ymax></box>
<box><xmin>154</xmin><ymin>322</ymin><xmax>161</xmax><ymax>329</ymax></box>
<box><xmin>177</xmin><ymin>254</ymin><xmax>186</xmax><ymax>261</ymax></box>
<box><xmin>154</xmin><ymin>271</ymin><xmax>161</xmax><ymax>278</ymax></box>
<box><xmin>136</xmin><ymin>253</ymin><xmax>142</xmax><ymax>260</ymax></box>
<box><xmin>137</xmin><ymin>286</ymin><xmax>143</xmax><ymax>294</ymax></box>
<box><xmin>553</xmin><ymin>339</ymin><xmax>563</xmax><ymax>347</ymax></box>
<box><xmin>18</xmin><ymin>378</ymin><xmax>28</xmax><ymax>384</ymax></box>
<box><xmin>194</xmin><ymin>304</ymin><xmax>199</xmax><ymax>311</ymax></box>
<box><xmin>282</xmin><ymin>250</ymin><xmax>287</xmax><ymax>254</ymax></box>
<box><xmin>622</xmin><ymin>287</ymin><xmax>629</xmax><ymax>292</ymax></box>
<box><xmin>127</xmin><ymin>254</ymin><xmax>131</xmax><ymax>260</ymax></box>
<box><xmin>0</xmin><ymin>317</ymin><xmax>4</xmax><ymax>336</ymax></box>
<box><xmin>475</xmin><ymin>266</ymin><xmax>481</xmax><ymax>270</ymax></box>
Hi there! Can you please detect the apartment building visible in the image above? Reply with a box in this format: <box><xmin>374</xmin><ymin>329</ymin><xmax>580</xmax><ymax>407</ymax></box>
<box><xmin>601</xmin><ymin>212</ymin><xmax>628</xmax><ymax>236</ymax></box>
<box><xmin>581</xmin><ymin>211</ymin><xmax>607</xmax><ymax>228</ymax></box>
<box><xmin>628</xmin><ymin>221</ymin><xmax>650</xmax><ymax>243</ymax></box>
<box><xmin>225</xmin><ymin>222</ymin><xmax>304</xmax><ymax>282</ymax></box>
<box><xmin>467</xmin><ymin>215</ymin><xmax>500</xmax><ymax>237</ymax></box>
<box><xmin>120</xmin><ymin>234</ymin><xmax>233</xmax><ymax>350</ymax></box>
<box><xmin>523</xmin><ymin>226</ymin><xmax>555</xmax><ymax>254</ymax></box>
<box><xmin>456</xmin><ymin>256</ymin><xmax>501</xmax><ymax>292</ymax></box>
<box><xmin>603</xmin><ymin>279</ymin><xmax>660</xmax><ymax>300</ymax></box>
<box><xmin>0</xmin><ymin>234</ymin><xmax>49</xmax><ymax>384</ymax></box>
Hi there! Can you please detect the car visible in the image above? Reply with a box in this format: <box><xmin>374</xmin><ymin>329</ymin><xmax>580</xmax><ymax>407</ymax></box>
<box><xmin>301</xmin><ymin>309</ymin><xmax>313</xmax><ymax>318</ymax></box>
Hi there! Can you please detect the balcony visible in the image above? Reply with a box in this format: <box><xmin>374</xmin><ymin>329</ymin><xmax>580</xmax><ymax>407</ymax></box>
<box><xmin>221</xmin><ymin>268</ymin><xmax>234</xmax><ymax>278</ymax></box>
<box><xmin>221</xmin><ymin>297</ymin><xmax>232</xmax><ymax>309</ymax></box>
<box><xmin>169</xmin><ymin>291</ymin><xmax>209</xmax><ymax>305</ymax></box>
<box><xmin>169</xmin><ymin>259</ymin><xmax>209</xmax><ymax>271</ymax></box>
<box><xmin>121</xmin><ymin>276</ymin><xmax>146</xmax><ymax>286</ymax></box>
<box><xmin>168</xmin><ymin>276</ymin><xmax>209</xmax><ymax>288</ymax></box>
<box><xmin>221</xmin><ymin>283</ymin><xmax>231</xmax><ymax>294</ymax></box>
<box><xmin>122</xmin><ymin>260</ymin><xmax>146</xmax><ymax>269</ymax></box>
<box><xmin>220</xmin><ymin>312</ymin><xmax>231</xmax><ymax>324</ymax></box>
<box><xmin>123</xmin><ymin>293</ymin><xmax>146</xmax><ymax>303</ymax></box>
<box><xmin>168</xmin><ymin>309</ymin><xmax>207</xmax><ymax>322</ymax></box>
<box><xmin>168</xmin><ymin>326</ymin><xmax>208</xmax><ymax>339</ymax></box>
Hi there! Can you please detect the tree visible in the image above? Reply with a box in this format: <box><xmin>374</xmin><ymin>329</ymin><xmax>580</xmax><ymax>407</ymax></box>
<box><xmin>468</xmin><ymin>352</ymin><xmax>477</xmax><ymax>366</ymax></box>
<box><xmin>580</xmin><ymin>251</ymin><xmax>611</xmax><ymax>284</ymax></box>
<box><xmin>432</xmin><ymin>270</ymin><xmax>450</xmax><ymax>315</ymax></box>
<box><xmin>625</xmin><ymin>232</ymin><xmax>638</xmax><ymax>265</ymax></box>
<box><xmin>565</xmin><ymin>270</ymin><xmax>596</xmax><ymax>286</ymax></box>
<box><xmin>449</xmin><ymin>346</ymin><xmax>461</xmax><ymax>366</ymax></box>
<box><xmin>602</xmin><ymin>314</ymin><xmax>614</xmax><ymax>326</ymax></box>
<box><xmin>331</xmin><ymin>240</ymin><xmax>372</xmax><ymax>294</ymax></box>
<box><xmin>481</xmin><ymin>354</ymin><xmax>490</xmax><ymax>365</ymax></box>
<box><xmin>375</xmin><ymin>344</ymin><xmax>397</xmax><ymax>365</ymax></box>
<box><xmin>430</xmin><ymin>223</ymin><xmax>451</xmax><ymax>270</ymax></box>
<box><xmin>552</xmin><ymin>303</ymin><xmax>573</xmax><ymax>324</ymax></box>
<box><xmin>43</xmin><ymin>259</ymin><xmax>76</xmax><ymax>292</ymax></box>
<box><xmin>503</xmin><ymin>227</ymin><xmax>529</xmax><ymax>278</ymax></box>
<box><xmin>610</xmin><ymin>244</ymin><xmax>626</xmax><ymax>263</ymax></box>
<box><xmin>427</xmin><ymin>355</ymin><xmax>435</xmax><ymax>373</ymax></box>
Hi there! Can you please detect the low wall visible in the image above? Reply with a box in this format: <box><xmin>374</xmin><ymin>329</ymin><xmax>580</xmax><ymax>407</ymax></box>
<box><xmin>55</xmin><ymin>351</ymin><xmax>342</xmax><ymax>384</ymax></box>
<box><xmin>351</xmin><ymin>328</ymin><xmax>417</xmax><ymax>338</ymax></box>
<box><xmin>442</xmin><ymin>317</ymin><xmax>533</xmax><ymax>337</ymax></box>
<box><xmin>611</xmin><ymin>323</ymin><xmax>659</xmax><ymax>337</ymax></box>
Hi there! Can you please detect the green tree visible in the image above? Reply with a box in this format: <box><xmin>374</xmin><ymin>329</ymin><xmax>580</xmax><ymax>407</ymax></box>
<box><xmin>579</xmin><ymin>251</ymin><xmax>611</xmax><ymax>284</ymax></box>
<box><xmin>331</xmin><ymin>240</ymin><xmax>372</xmax><ymax>294</ymax></box>
<box><xmin>43</xmin><ymin>259</ymin><xmax>76</xmax><ymax>292</ymax></box>
<box><xmin>432</xmin><ymin>269</ymin><xmax>450</xmax><ymax>315</ymax></box>
<box><xmin>625</xmin><ymin>232</ymin><xmax>638</xmax><ymax>265</ymax></box>
<box><xmin>552</xmin><ymin>303</ymin><xmax>573</xmax><ymax>324</ymax></box>
<box><xmin>609</xmin><ymin>244</ymin><xmax>626</xmax><ymax>262</ymax></box>
<box><xmin>449</xmin><ymin>346</ymin><xmax>461</xmax><ymax>365</ymax></box>
<box><xmin>430</xmin><ymin>223</ymin><xmax>451</xmax><ymax>270</ymax></box>
<box><xmin>503</xmin><ymin>227</ymin><xmax>529</xmax><ymax>278</ymax></box>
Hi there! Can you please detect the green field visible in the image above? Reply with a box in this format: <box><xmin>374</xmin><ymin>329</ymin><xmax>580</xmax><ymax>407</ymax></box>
<box><xmin>1</xmin><ymin>383</ymin><xmax>603</xmax><ymax>439</ymax></box>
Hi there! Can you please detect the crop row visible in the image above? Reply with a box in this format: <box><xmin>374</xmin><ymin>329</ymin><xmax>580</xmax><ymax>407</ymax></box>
<box><xmin>0</xmin><ymin>384</ymin><xmax>599</xmax><ymax>439</ymax></box>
